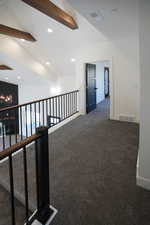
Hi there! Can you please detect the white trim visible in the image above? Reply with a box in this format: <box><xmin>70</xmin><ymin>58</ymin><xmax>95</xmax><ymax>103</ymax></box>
<box><xmin>136</xmin><ymin>154</ymin><xmax>150</xmax><ymax>191</ymax></box>
<box><xmin>136</xmin><ymin>153</ymin><xmax>150</xmax><ymax>190</ymax></box>
<box><xmin>136</xmin><ymin>175</ymin><xmax>150</xmax><ymax>191</ymax></box>
<box><xmin>48</xmin><ymin>112</ymin><xmax>80</xmax><ymax>134</ymax></box>
<box><xmin>24</xmin><ymin>205</ymin><xmax>58</xmax><ymax>225</ymax></box>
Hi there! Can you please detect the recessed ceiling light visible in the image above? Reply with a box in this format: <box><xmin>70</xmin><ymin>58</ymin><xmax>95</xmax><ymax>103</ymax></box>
<box><xmin>46</xmin><ymin>61</ymin><xmax>50</xmax><ymax>65</ymax></box>
<box><xmin>71</xmin><ymin>58</ymin><xmax>76</xmax><ymax>62</ymax></box>
<box><xmin>17</xmin><ymin>76</ymin><xmax>21</xmax><ymax>79</ymax></box>
<box><xmin>21</xmin><ymin>39</ymin><xmax>25</xmax><ymax>42</ymax></box>
<box><xmin>47</xmin><ymin>28</ymin><xmax>53</xmax><ymax>33</ymax></box>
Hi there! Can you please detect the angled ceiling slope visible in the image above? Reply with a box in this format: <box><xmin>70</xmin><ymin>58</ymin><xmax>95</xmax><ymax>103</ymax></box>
<box><xmin>0</xmin><ymin>24</ymin><xmax>36</xmax><ymax>42</ymax></box>
<box><xmin>21</xmin><ymin>0</ymin><xmax>78</xmax><ymax>30</ymax></box>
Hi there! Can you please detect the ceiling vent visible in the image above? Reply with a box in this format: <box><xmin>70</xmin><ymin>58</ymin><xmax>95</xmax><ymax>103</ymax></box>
<box><xmin>89</xmin><ymin>10</ymin><xmax>104</xmax><ymax>21</ymax></box>
<box><xmin>90</xmin><ymin>12</ymin><xmax>99</xmax><ymax>18</ymax></box>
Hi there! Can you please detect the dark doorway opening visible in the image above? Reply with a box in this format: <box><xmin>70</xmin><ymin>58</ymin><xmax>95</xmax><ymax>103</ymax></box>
<box><xmin>85</xmin><ymin>61</ymin><xmax>111</xmax><ymax>117</ymax></box>
<box><xmin>104</xmin><ymin>67</ymin><xmax>110</xmax><ymax>98</ymax></box>
<box><xmin>86</xmin><ymin>63</ymin><xmax>97</xmax><ymax>114</ymax></box>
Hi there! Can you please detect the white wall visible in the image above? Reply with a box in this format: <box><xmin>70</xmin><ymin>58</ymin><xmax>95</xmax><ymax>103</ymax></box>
<box><xmin>19</xmin><ymin>83</ymin><xmax>50</xmax><ymax>104</ymax></box>
<box><xmin>18</xmin><ymin>75</ymin><xmax>78</xmax><ymax>105</ymax></box>
<box><xmin>76</xmin><ymin>36</ymin><xmax>140</xmax><ymax>122</ymax></box>
<box><xmin>137</xmin><ymin>0</ymin><xmax>150</xmax><ymax>190</ymax></box>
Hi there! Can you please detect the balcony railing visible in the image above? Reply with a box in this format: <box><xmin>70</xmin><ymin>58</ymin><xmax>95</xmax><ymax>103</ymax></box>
<box><xmin>0</xmin><ymin>90</ymin><xmax>79</xmax><ymax>224</ymax></box>
<box><xmin>0</xmin><ymin>90</ymin><xmax>79</xmax><ymax>151</ymax></box>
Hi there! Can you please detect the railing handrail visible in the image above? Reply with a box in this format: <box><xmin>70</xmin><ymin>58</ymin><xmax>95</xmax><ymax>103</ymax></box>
<box><xmin>0</xmin><ymin>90</ymin><xmax>79</xmax><ymax>113</ymax></box>
<box><xmin>0</xmin><ymin>132</ymin><xmax>41</xmax><ymax>160</ymax></box>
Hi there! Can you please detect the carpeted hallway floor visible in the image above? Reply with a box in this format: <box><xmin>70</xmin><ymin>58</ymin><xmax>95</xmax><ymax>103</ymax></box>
<box><xmin>1</xmin><ymin>98</ymin><xmax>150</xmax><ymax>225</ymax></box>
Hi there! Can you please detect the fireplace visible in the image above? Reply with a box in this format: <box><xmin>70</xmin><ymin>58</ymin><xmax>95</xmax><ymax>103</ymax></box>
<box><xmin>0</xmin><ymin>81</ymin><xmax>19</xmax><ymax>135</ymax></box>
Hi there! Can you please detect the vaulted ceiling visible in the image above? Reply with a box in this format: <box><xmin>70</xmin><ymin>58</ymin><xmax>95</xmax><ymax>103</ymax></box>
<box><xmin>67</xmin><ymin>0</ymin><xmax>139</xmax><ymax>40</ymax></box>
<box><xmin>0</xmin><ymin>0</ymin><xmax>106</xmax><ymax>85</ymax></box>
<box><xmin>0</xmin><ymin>0</ymin><xmax>139</xmax><ymax>86</ymax></box>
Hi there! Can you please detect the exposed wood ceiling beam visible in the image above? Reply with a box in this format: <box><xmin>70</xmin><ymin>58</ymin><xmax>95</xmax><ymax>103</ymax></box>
<box><xmin>0</xmin><ymin>24</ymin><xmax>36</xmax><ymax>42</ymax></box>
<box><xmin>0</xmin><ymin>65</ymin><xmax>13</xmax><ymax>70</ymax></box>
<box><xmin>21</xmin><ymin>0</ymin><xmax>78</xmax><ymax>30</ymax></box>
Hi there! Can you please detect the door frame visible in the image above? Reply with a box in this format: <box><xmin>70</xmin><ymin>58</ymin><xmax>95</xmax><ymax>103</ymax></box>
<box><xmin>82</xmin><ymin>58</ymin><xmax>114</xmax><ymax>120</ymax></box>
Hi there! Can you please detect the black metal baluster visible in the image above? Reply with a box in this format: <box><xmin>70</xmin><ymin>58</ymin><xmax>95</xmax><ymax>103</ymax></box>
<box><xmin>52</xmin><ymin>98</ymin><xmax>54</xmax><ymax>125</ymax></box>
<box><xmin>56</xmin><ymin>97</ymin><xmax>58</xmax><ymax>124</ymax></box>
<box><xmin>39</xmin><ymin>102</ymin><xmax>41</xmax><ymax>127</ymax></box>
<box><xmin>65</xmin><ymin>94</ymin><xmax>67</xmax><ymax>118</ymax></box>
<box><xmin>76</xmin><ymin>91</ymin><xmax>78</xmax><ymax>112</ymax></box>
<box><xmin>74</xmin><ymin>92</ymin><xmax>76</xmax><ymax>113</ymax></box>
<box><xmin>58</xmin><ymin>96</ymin><xmax>60</xmax><ymax>122</ymax></box>
<box><xmin>46</xmin><ymin>100</ymin><xmax>48</xmax><ymax>126</ymax></box>
<box><xmin>68</xmin><ymin>93</ymin><xmax>70</xmax><ymax>117</ymax></box>
<box><xmin>35</xmin><ymin>140</ymin><xmax>40</xmax><ymax>210</ymax></box>
<box><xmin>25</xmin><ymin>105</ymin><xmax>28</xmax><ymax>138</ymax></box>
<box><xmin>64</xmin><ymin>95</ymin><xmax>65</xmax><ymax>119</ymax></box>
<box><xmin>2</xmin><ymin>116</ymin><xmax>5</xmax><ymax>150</ymax></box>
<box><xmin>75</xmin><ymin>92</ymin><xmax>76</xmax><ymax>112</ymax></box>
<box><xmin>35</xmin><ymin>103</ymin><xmax>37</xmax><ymax>131</ymax></box>
<box><xmin>61</xmin><ymin>95</ymin><xmax>63</xmax><ymax>120</ymax></box>
<box><xmin>66</xmin><ymin>94</ymin><xmax>67</xmax><ymax>118</ymax></box>
<box><xmin>71</xmin><ymin>92</ymin><xmax>73</xmax><ymax>115</ymax></box>
<box><xmin>30</xmin><ymin>104</ymin><xmax>32</xmax><ymax>136</ymax></box>
<box><xmin>69</xmin><ymin>93</ymin><xmax>71</xmax><ymax>116</ymax></box>
<box><xmin>49</xmin><ymin>99</ymin><xmax>51</xmax><ymax>117</ymax></box>
<box><xmin>70</xmin><ymin>93</ymin><xmax>72</xmax><ymax>116</ymax></box>
<box><xmin>23</xmin><ymin>146</ymin><xmax>29</xmax><ymax>224</ymax></box>
<box><xmin>43</xmin><ymin>100</ymin><xmax>45</xmax><ymax>126</ymax></box>
<box><xmin>68</xmin><ymin>94</ymin><xmax>70</xmax><ymax>116</ymax></box>
<box><xmin>9</xmin><ymin>155</ymin><xmax>15</xmax><ymax>225</ymax></box>
<box><xmin>67</xmin><ymin>94</ymin><xmax>69</xmax><ymax>117</ymax></box>
<box><xmin>9</xmin><ymin>131</ymin><xmax>12</xmax><ymax>148</ymax></box>
<box><xmin>49</xmin><ymin>99</ymin><xmax>51</xmax><ymax>127</ymax></box>
<box><xmin>14</xmin><ymin>108</ymin><xmax>18</xmax><ymax>144</ymax></box>
<box><xmin>20</xmin><ymin>107</ymin><xmax>23</xmax><ymax>140</ymax></box>
<box><xmin>7</xmin><ymin>110</ymin><xmax>11</xmax><ymax>148</ymax></box>
<box><xmin>68</xmin><ymin>94</ymin><xmax>70</xmax><ymax>117</ymax></box>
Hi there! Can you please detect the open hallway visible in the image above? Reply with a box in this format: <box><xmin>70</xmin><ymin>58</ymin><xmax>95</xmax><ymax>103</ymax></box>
<box><xmin>0</xmin><ymin>99</ymin><xmax>150</xmax><ymax>225</ymax></box>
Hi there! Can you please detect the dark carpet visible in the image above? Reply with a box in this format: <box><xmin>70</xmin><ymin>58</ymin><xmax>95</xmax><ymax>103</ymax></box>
<box><xmin>0</xmin><ymin>98</ymin><xmax>150</xmax><ymax>225</ymax></box>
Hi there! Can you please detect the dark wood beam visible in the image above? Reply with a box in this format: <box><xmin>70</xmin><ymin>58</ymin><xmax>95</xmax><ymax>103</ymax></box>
<box><xmin>0</xmin><ymin>24</ymin><xmax>36</xmax><ymax>42</ymax></box>
<box><xmin>21</xmin><ymin>0</ymin><xmax>78</xmax><ymax>30</ymax></box>
<box><xmin>0</xmin><ymin>65</ymin><xmax>13</xmax><ymax>70</ymax></box>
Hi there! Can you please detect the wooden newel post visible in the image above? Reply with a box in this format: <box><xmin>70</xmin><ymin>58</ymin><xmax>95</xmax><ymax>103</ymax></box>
<box><xmin>35</xmin><ymin>126</ymin><xmax>53</xmax><ymax>224</ymax></box>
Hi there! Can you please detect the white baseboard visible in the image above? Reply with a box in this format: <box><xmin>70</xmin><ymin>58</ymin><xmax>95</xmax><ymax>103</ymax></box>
<box><xmin>48</xmin><ymin>112</ymin><xmax>80</xmax><ymax>134</ymax></box>
<box><xmin>136</xmin><ymin>151</ymin><xmax>150</xmax><ymax>191</ymax></box>
<box><xmin>136</xmin><ymin>155</ymin><xmax>150</xmax><ymax>191</ymax></box>
<box><xmin>136</xmin><ymin>175</ymin><xmax>150</xmax><ymax>191</ymax></box>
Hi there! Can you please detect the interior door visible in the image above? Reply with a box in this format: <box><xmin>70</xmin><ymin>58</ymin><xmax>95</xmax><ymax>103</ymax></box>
<box><xmin>86</xmin><ymin>63</ymin><xmax>96</xmax><ymax>113</ymax></box>
<box><xmin>104</xmin><ymin>67</ymin><xmax>109</xmax><ymax>97</ymax></box>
